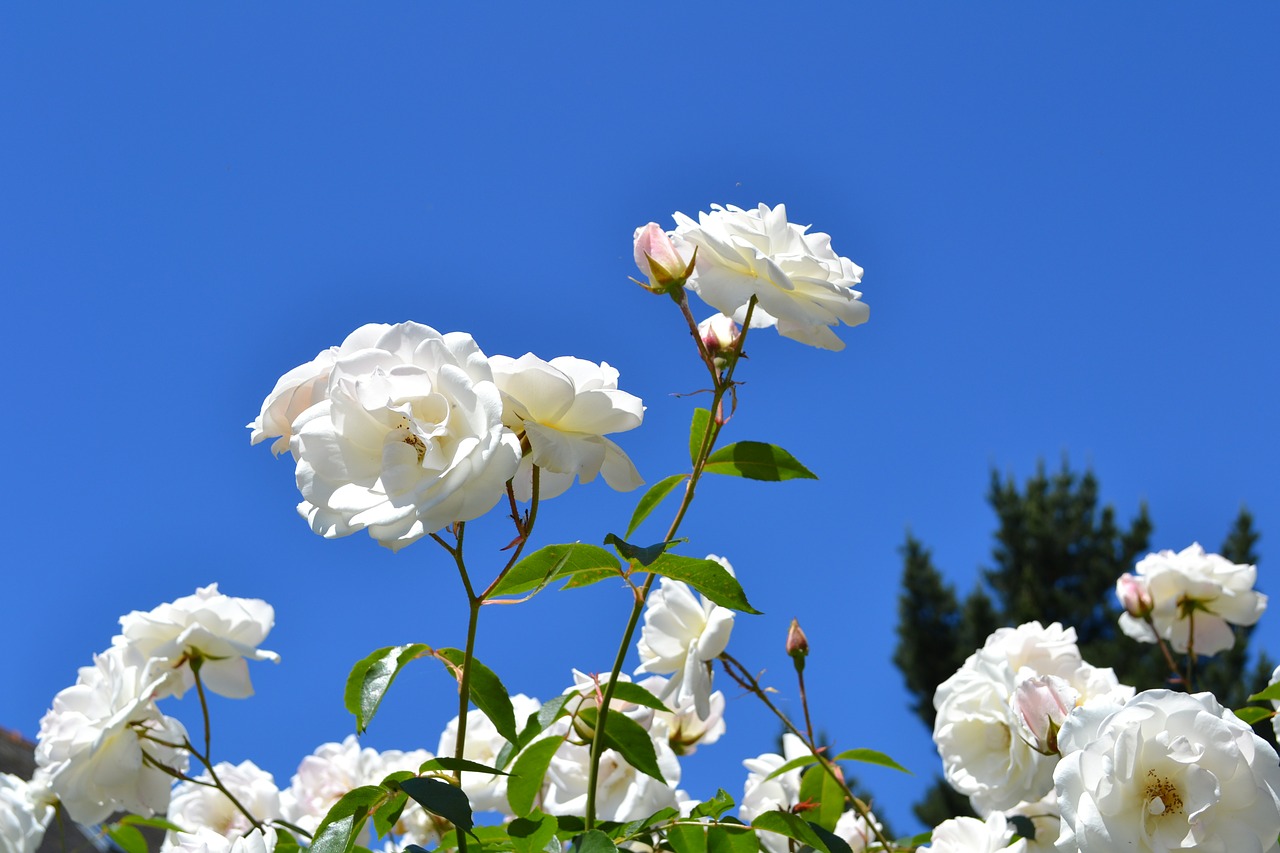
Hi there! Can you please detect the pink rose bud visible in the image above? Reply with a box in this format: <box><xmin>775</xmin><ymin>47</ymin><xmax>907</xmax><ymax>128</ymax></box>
<box><xmin>633</xmin><ymin>223</ymin><xmax>694</xmax><ymax>293</ymax></box>
<box><xmin>1116</xmin><ymin>573</ymin><xmax>1152</xmax><ymax>617</ymax></box>
<box><xmin>786</xmin><ymin>618</ymin><xmax>809</xmax><ymax>659</ymax></box>
<box><xmin>698</xmin><ymin>313</ymin><xmax>740</xmax><ymax>356</ymax></box>
<box><xmin>1012</xmin><ymin>675</ymin><xmax>1078</xmax><ymax>755</ymax></box>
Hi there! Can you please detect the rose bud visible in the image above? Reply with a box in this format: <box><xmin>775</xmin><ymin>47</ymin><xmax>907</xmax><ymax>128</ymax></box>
<box><xmin>633</xmin><ymin>223</ymin><xmax>695</xmax><ymax>294</ymax></box>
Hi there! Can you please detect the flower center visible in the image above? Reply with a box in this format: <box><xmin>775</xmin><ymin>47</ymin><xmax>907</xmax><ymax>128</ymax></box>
<box><xmin>1143</xmin><ymin>769</ymin><xmax>1184</xmax><ymax>818</ymax></box>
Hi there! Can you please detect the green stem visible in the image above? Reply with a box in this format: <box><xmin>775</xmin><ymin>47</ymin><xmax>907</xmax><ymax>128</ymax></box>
<box><xmin>718</xmin><ymin>652</ymin><xmax>894</xmax><ymax>851</ymax></box>
<box><xmin>584</xmin><ymin>295</ymin><xmax>757</xmax><ymax>829</ymax></box>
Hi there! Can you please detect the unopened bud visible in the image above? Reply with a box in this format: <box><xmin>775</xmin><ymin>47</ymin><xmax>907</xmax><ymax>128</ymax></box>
<box><xmin>1012</xmin><ymin>675</ymin><xmax>1078</xmax><ymax>755</ymax></box>
<box><xmin>787</xmin><ymin>619</ymin><xmax>809</xmax><ymax>662</ymax></box>
<box><xmin>698</xmin><ymin>313</ymin><xmax>741</xmax><ymax>369</ymax></box>
<box><xmin>633</xmin><ymin>223</ymin><xmax>695</xmax><ymax>294</ymax></box>
<box><xmin>1116</xmin><ymin>573</ymin><xmax>1153</xmax><ymax>618</ymax></box>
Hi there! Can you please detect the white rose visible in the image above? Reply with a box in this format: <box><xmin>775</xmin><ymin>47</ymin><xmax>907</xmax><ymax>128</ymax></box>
<box><xmin>0</xmin><ymin>773</ymin><xmax>52</xmax><ymax>853</ymax></box>
<box><xmin>164</xmin><ymin>761</ymin><xmax>281</xmax><ymax>846</ymax></box>
<box><xmin>488</xmin><ymin>354</ymin><xmax>644</xmax><ymax>502</ymax></box>
<box><xmin>280</xmin><ymin>322</ymin><xmax>522</xmax><ymax>551</ymax></box>
<box><xmin>280</xmin><ymin>735</ymin><xmax>385</xmax><ymax>837</ymax></box>
<box><xmin>1270</xmin><ymin>664</ymin><xmax>1280</xmax><ymax>743</ymax></box>
<box><xmin>541</xmin><ymin>739</ymin><xmax>680</xmax><ymax>823</ymax></box>
<box><xmin>834</xmin><ymin>808</ymin><xmax>883</xmax><ymax>852</ymax></box>
<box><xmin>1002</xmin><ymin>794</ymin><xmax>1060</xmax><ymax>853</ymax></box>
<box><xmin>1055</xmin><ymin>689</ymin><xmax>1280</xmax><ymax>853</ymax></box>
<box><xmin>739</xmin><ymin>733</ymin><xmax>808</xmax><ymax>853</ymax></box>
<box><xmin>919</xmin><ymin>813</ymin><xmax>1024</xmax><ymax>853</ymax></box>
<box><xmin>933</xmin><ymin>622</ymin><xmax>1131</xmax><ymax>814</ymax></box>
<box><xmin>635</xmin><ymin>564</ymin><xmax>735</xmax><ymax>721</ymax></box>
<box><xmin>1117</xmin><ymin>543</ymin><xmax>1266</xmax><ymax>656</ymax></box>
<box><xmin>670</xmin><ymin>203</ymin><xmax>868</xmax><ymax>351</ymax></box>
<box><xmin>35</xmin><ymin>647</ymin><xmax>188</xmax><ymax>825</ymax></box>
<box><xmin>168</xmin><ymin>827</ymin><xmax>276</xmax><ymax>853</ymax></box>
<box><xmin>114</xmin><ymin>583</ymin><xmax>279</xmax><ymax>700</ymax></box>
<box><xmin>248</xmin><ymin>324</ymin><xmax>391</xmax><ymax>455</ymax></box>
<box><xmin>437</xmin><ymin>694</ymin><xmax>541</xmax><ymax>814</ymax></box>
<box><xmin>640</xmin><ymin>676</ymin><xmax>725</xmax><ymax>756</ymax></box>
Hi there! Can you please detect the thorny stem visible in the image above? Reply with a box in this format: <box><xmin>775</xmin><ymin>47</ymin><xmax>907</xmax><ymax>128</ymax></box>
<box><xmin>1185</xmin><ymin>609</ymin><xmax>1197</xmax><ymax>692</ymax></box>
<box><xmin>584</xmin><ymin>295</ymin><xmax>757</xmax><ymax>829</ymax></box>
<box><xmin>719</xmin><ymin>652</ymin><xmax>895</xmax><ymax>852</ymax></box>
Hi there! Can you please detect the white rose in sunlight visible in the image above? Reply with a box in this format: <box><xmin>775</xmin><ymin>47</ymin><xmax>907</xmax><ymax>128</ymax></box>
<box><xmin>438</xmin><ymin>694</ymin><xmax>541</xmax><ymax>814</ymax></box>
<box><xmin>248</xmin><ymin>324</ymin><xmax>391</xmax><ymax>455</ymax></box>
<box><xmin>933</xmin><ymin>621</ymin><xmax>1131</xmax><ymax>814</ymax></box>
<box><xmin>920</xmin><ymin>813</ymin><xmax>1024</xmax><ymax>853</ymax></box>
<box><xmin>488</xmin><ymin>354</ymin><xmax>644</xmax><ymax>501</ymax></box>
<box><xmin>286</xmin><ymin>322</ymin><xmax>522</xmax><ymax>551</ymax></box>
<box><xmin>1117</xmin><ymin>543</ymin><xmax>1266</xmax><ymax>656</ymax></box>
<box><xmin>1003</xmin><ymin>793</ymin><xmax>1060</xmax><ymax>853</ymax></box>
<box><xmin>281</xmin><ymin>735</ymin><xmax>385</xmax><ymax>837</ymax></box>
<box><xmin>114</xmin><ymin>584</ymin><xmax>279</xmax><ymax>700</ymax></box>
<box><xmin>0</xmin><ymin>773</ymin><xmax>52</xmax><ymax>853</ymax></box>
<box><xmin>740</xmin><ymin>733</ymin><xmax>807</xmax><ymax>853</ymax></box>
<box><xmin>165</xmin><ymin>761</ymin><xmax>281</xmax><ymax>846</ymax></box>
<box><xmin>641</xmin><ymin>676</ymin><xmax>725</xmax><ymax>756</ymax></box>
<box><xmin>670</xmin><ymin>203</ymin><xmax>868</xmax><ymax>351</ymax></box>
<box><xmin>168</xmin><ymin>827</ymin><xmax>276</xmax><ymax>853</ymax></box>
<box><xmin>1054</xmin><ymin>689</ymin><xmax>1280</xmax><ymax>853</ymax></box>
<box><xmin>1271</xmin><ymin>664</ymin><xmax>1280</xmax><ymax>743</ymax></box>
<box><xmin>542</xmin><ymin>738</ymin><xmax>680</xmax><ymax>823</ymax></box>
<box><xmin>834</xmin><ymin>808</ymin><xmax>883</xmax><ymax>852</ymax></box>
<box><xmin>35</xmin><ymin>647</ymin><xmax>188</xmax><ymax>825</ymax></box>
<box><xmin>635</xmin><ymin>571</ymin><xmax>734</xmax><ymax>721</ymax></box>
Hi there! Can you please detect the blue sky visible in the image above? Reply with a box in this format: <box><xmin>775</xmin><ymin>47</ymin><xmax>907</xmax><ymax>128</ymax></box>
<box><xmin>3</xmin><ymin>4</ymin><xmax>1279</xmax><ymax>837</ymax></box>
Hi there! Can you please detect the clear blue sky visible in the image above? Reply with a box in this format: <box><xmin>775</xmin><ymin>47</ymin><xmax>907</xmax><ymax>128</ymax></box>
<box><xmin>3</xmin><ymin>4</ymin><xmax>1279</xmax><ymax>837</ymax></box>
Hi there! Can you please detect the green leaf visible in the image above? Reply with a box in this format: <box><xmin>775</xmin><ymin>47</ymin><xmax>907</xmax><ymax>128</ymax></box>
<box><xmin>508</xmin><ymin>736</ymin><xmax>565</xmax><ymax>817</ymax></box>
<box><xmin>687</xmin><ymin>789</ymin><xmax>736</xmax><ymax>821</ymax></box>
<box><xmin>537</xmin><ymin>694</ymin><xmax>575</xmax><ymax>730</ymax></box>
<box><xmin>703</xmin><ymin>442</ymin><xmax>817</xmax><ymax>482</ymax></box>
<box><xmin>626</xmin><ymin>475</ymin><xmax>689</xmax><ymax>538</ymax></box>
<box><xmin>436</xmin><ymin>648</ymin><xmax>518</xmax><ymax>744</ymax></box>
<box><xmin>1236</xmin><ymin>706</ymin><xmax>1276</xmax><ymax>725</ymax></box>
<box><xmin>690</xmin><ymin>408</ymin><xmax>712</xmax><ymax>465</ymax></box>
<box><xmin>615</xmin><ymin>807</ymin><xmax>679</xmax><ymax>840</ymax></box>
<box><xmin>106</xmin><ymin>824</ymin><xmax>148</xmax><ymax>853</ymax></box>
<box><xmin>371</xmin><ymin>791</ymin><xmax>408</xmax><ymax>838</ymax></box>
<box><xmin>344</xmin><ymin>643</ymin><xmax>431</xmax><ymax>733</ymax></box>
<box><xmin>575</xmin><ymin>830</ymin><xmax>619</xmax><ymax>853</ymax></box>
<box><xmin>604</xmin><ymin>533</ymin><xmax>674</xmax><ymax>567</ymax></box>
<box><xmin>749</xmin><ymin>811</ymin><xmax>828</xmax><ymax>853</ymax></box>
<box><xmin>1249</xmin><ymin>683</ymin><xmax>1280</xmax><ymax>703</ymax></box>
<box><xmin>645</xmin><ymin>554</ymin><xmax>762</xmax><ymax>614</ymax></box>
<box><xmin>808</xmin><ymin>823</ymin><xmax>852</xmax><ymax>853</ymax></box>
<box><xmin>561</xmin><ymin>569</ymin><xmax>622</xmax><ymax>589</ymax></box>
<box><xmin>706</xmin><ymin>825</ymin><xmax>757</xmax><ymax>853</ymax></box>
<box><xmin>418</xmin><ymin>756</ymin><xmax>510</xmax><ymax>776</ymax></box>
<box><xmin>116</xmin><ymin>815</ymin><xmax>186</xmax><ymax>833</ymax></box>
<box><xmin>400</xmin><ymin>776</ymin><xmax>474</xmax><ymax>834</ymax></box>
<box><xmin>509</xmin><ymin>811</ymin><xmax>559</xmax><ymax>853</ymax></box>
<box><xmin>606</xmin><ymin>681</ymin><xmax>671</xmax><ymax>713</ymax></box>
<box><xmin>490</xmin><ymin>544</ymin><xmax>623</xmax><ymax>597</ymax></box>
<box><xmin>311</xmin><ymin>786</ymin><xmax>384</xmax><ymax>853</ymax></box>
<box><xmin>797</xmin><ymin>766</ymin><xmax>844</xmax><ymax>831</ymax></box>
<box><xmin>762</xmin><ymin>754</ymin><xmax>819</xmax><ymax>782</ymax></box>
<box><xmin>667</xmin><ymin>824</ymin><xmax>707</xmax><ymax>853</ymax></box>
<box><xmin>832</xmin><ymin>747</ymin><xmax>912</xmax><ymax>775</ymax></box>
<box><xmin>598</xmin><ymin>709</ymin><xmax>665</xmax><ymax>782</ymax></box>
